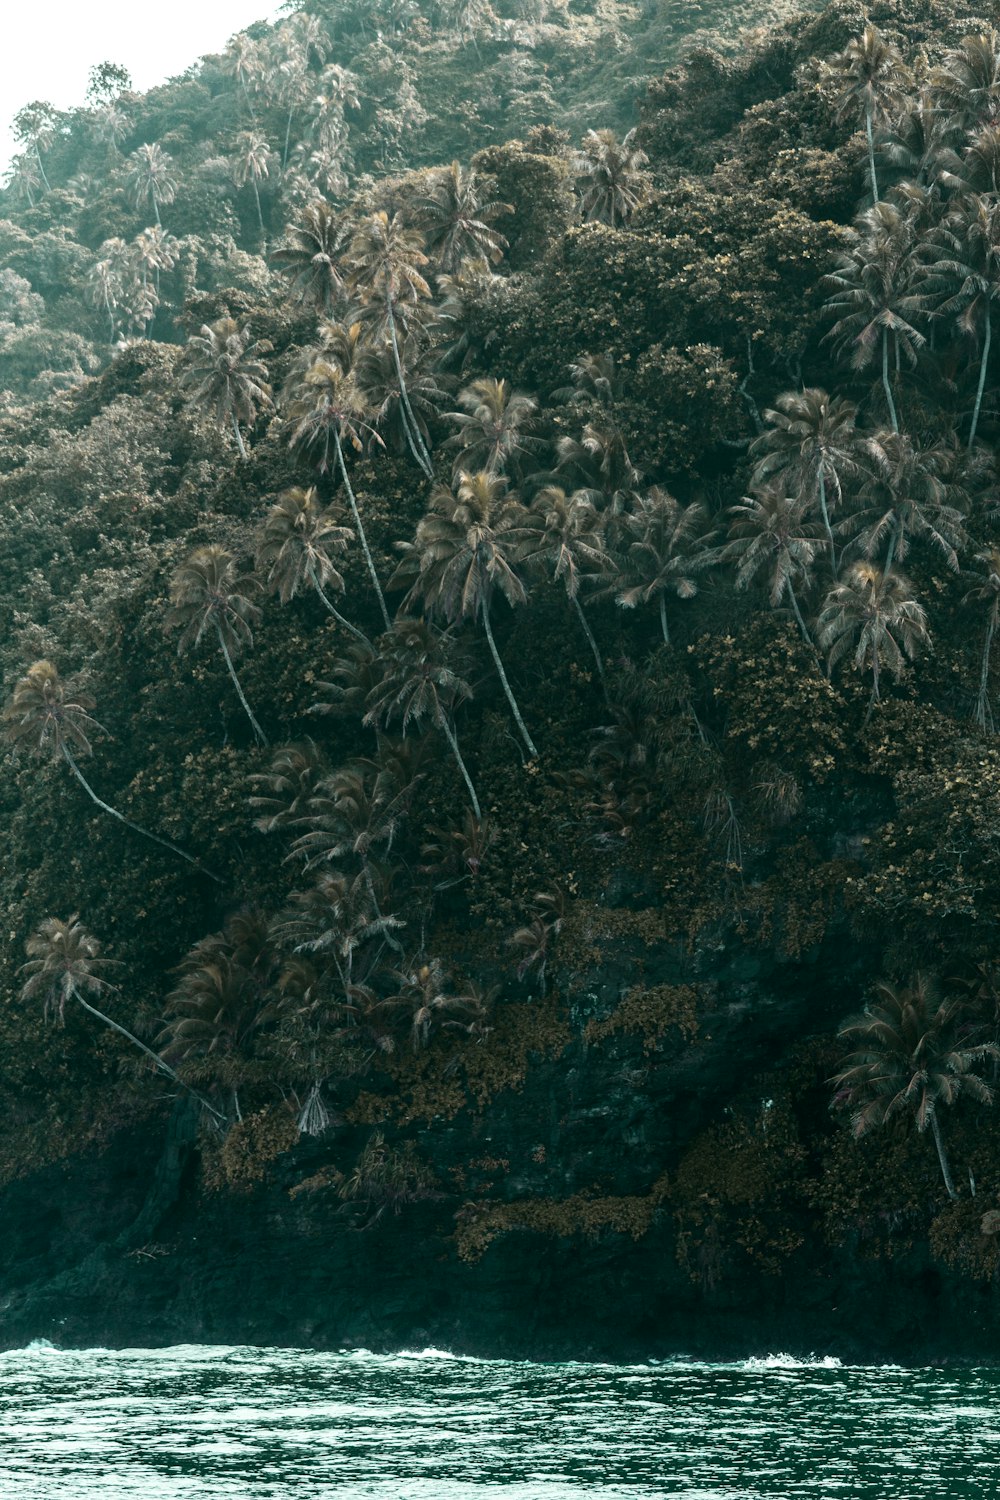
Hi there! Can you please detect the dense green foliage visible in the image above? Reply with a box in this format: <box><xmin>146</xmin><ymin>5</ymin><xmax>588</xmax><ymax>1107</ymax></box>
<box><xmin>7</xmin><ymin>0</ymin><xmax>1000</xmax><ymax>1293</ymax></box>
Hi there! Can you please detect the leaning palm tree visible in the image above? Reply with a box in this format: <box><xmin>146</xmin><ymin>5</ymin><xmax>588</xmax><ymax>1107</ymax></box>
<box><xmin>750</xmin><ymin>389</ymin><xmax>863</xmax><ymax>562</ymax></box>
<box><xmin>963</xmin><ymin>545</ymin><xmax>1000</xmax><ymax>729</ymax></box>
<box><xmin>817</xmin><ymin>561</ymin><xmax>930</xmax><ymax>719</ymax></box>
<box><xmin>125</xmin><ymin>142</ymin><xmax>178</xmax><ymax>226</ymax></box>
<box><xmin>394</xmin><ymin>470</ymin><xmax>538</xmax><ymax>758</ymax></box>
<box><xmin>920</xmin><ymin>194</ymin><xmax>1000</xmax><ymax>447</ymax></box>
<box><xmin>721</xmin><ymin>486</ymin><xmax>824</xmax><ymax>646</ymax></box>
<box><xmin>445</xmin><ymin>376</ymin><xmax>544</xmax><ymax>481</ymax></box>
<box><xmin>270</xmin><ymin>200</ymin><xmax>350</xmax><ymax>314</ymax></box>
<box><xmin>363</xmin><ymin>617</ymin><xmax>481</xmax><ymax>818</ymax></box>
<box><xmin>821</xmin><ymin>24</ymin><xmax>910</xmax><ymax>203</ymax></box>
<box><xmin>413</xmin><ymin>161</ymin><xmax>511</xmax><ymax>273</ymax></box>
<box><xmin>166</xmin><ymin>545</ymin><xmax>267</xmax><ymax>746</ymax></box>
<box><xmin>518</xmin><ymin>485</ymin><xmax>612</xmax><ymax>694</ymax></box>
<box><xmin>2</xmin><ymin>661</ymin><xmax>218</xmax><ymax>879</ymax></box>
<box><xmin>221</xmin><ymin>31</ymin><xmax>266</xmax><ymax>120</ymax></box>
<box><xmin>346</xmin><ymin>210</ymin><xmax>435</xmax><ymax>477</ymax></box>
<box><xmin>615</xmin><ymin>487</ymin><xmax>717</xmax><ymax>643</ymax></box>
<box><xmin>21</xmin><ymin>915</ymin><xmax>224</xmax><ymax>1119</ymax></box>
<box><xmin>283</xmin><ymin>358</ymin><xmax>391</xmax><ymax>629</ymax></box>
<box><xmin>575</xmin><ymin>128</ymin><xmax>649</xmax><ymax>228</ymax></box>
<box><xmin>255</xmin><ymin>486</ymin><xmax>371</xmax><ymax>646</ymax></box>
<box><xmin>180</xmin><ymin>318</ymin><xmax>273</xmax><ymax>461</ymax></box>
<box><xmin>833</xmin><ymin>973</ymin><xmax>999</xmax><ymax>1200</ymax></box>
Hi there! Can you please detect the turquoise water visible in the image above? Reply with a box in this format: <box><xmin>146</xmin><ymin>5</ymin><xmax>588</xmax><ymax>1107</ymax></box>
<box><xmin>0</xmin><ymin>1344</ymin><xmax>998</xmax><ymax>1497</ymax></box>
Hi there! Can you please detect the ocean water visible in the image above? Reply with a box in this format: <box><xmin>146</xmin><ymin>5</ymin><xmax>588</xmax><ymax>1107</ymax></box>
<box><xmin>0</xmin><ymin>1343</ymin><xmax>997</xmax><ymax>1497</ymax></box>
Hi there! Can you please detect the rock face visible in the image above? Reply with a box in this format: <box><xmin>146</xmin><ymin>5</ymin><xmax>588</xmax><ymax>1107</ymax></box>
<box><xmin>3</xmin><ymin>915</ymin><xmax>998</xmax><ymax>1364</ymax></box>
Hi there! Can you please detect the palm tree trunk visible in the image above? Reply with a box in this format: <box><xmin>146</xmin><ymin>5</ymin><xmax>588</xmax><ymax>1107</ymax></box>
<box><xmin>884</xmin><ymin>519</ymin><xmax>900</xmax><ymax>573</ymax></box>
<box><xmin>571</xmin><ymin>594</ymin><xmax>610</xmax><ymax>702</ymax></box>
<box><xmin>970</xmin><ymin>302</ymin><xmax>992</xmax><ymax>449</ymax></box>
<box><xmin>362</xmin><ymin>861</ymin><xmax>403</xmax><ymax>953</ymax></box>
<box><xmin>481</xmin><ymin>601</ymin><xmax>538</xmax><ymax>758</ymax></box>
<box><xmin>241</xmin><ymin>76</ymin><xmax>257</xmax><ymax>122</ymax></box>
<box><xmin>976</xmin><ymin>613</ymin><xmax>996</xmax><ymax>730</ymax></box>
<box><xmin>864</xmin><ymin>653</ymin><xmax>881</xmax><ymax>724</ymax></box>
<box><xmin>659</xmin><ymin>593</ymin><xmax>670</xmax><ymax>645</ymax></box>
<box><xmin>152</xmin><ymin>186</ymin><xmax>161</xmax><ymax>228</ymax></box>
<box><xmin>283</xmin><ymin>106</ymin><xmax>295</xmax><ymax>170</ymax></box>
<box><xmin>334</xmin><ymin>430</ymin><xmax>391</xmax><ymax>630</ymax></box>
<box><xmin>34</xmin><ymin>144</ymin><xmax>50</xmax><ymax>193</ymax></box>
<box><xmin>866</xmin><ymin>107</ymin><xmax>879</xmax><ymax>205</ymax></box>
<box><xmin>307</xmin><ymin>563</ymin><xmax>373</xmax><ymax>647</ymax></box>
<box><xmin>386</xmin><ymin>294</ymin><xmax>434</xmax><ymax>479</ymax></box>
<box><xmin>216</xmin><ymin>625</ymin><xmax>267</xmax><ymax>745</ymax></box>
<box><xmin>70</xmin><ymin>982</ymin><xmax>226</xmax><ymax>1122</ymax></box>
<box><xmin>252</xmin><ymin>179</ymin><xmax>265</xmax><ymax>236</ymax></box>
<box><xmin>61</xmin><ymin>746</ymin><xmax>222</xmax><ymax>883</ymax></box>
<box><xmin>785</xmin><ymin>580</ymin><xmax>814</xmax><ymax>649</ymax></box>
<box><xmin>929</xmin><ymin>1112</ymin><xmax>958</xmax><ymax>1200</ymax></box>
<box><xmin>439</xmin><ymin>714</ymin><xmax>482</xmax><ymax>819</ymax></box>
<box><xmin>817</xmin><ymin>469</ymin><xmax>837</xmax><ymax>566</ymax></box>
<box><xmin>882</xmin><ymin>328</ymin><xmax>899</xmax><ymax>433</ymax></box>
<box><xmin>231</xmin><ymin>412</ymin><xmax>248</xmax><ymax>461</ymax></box>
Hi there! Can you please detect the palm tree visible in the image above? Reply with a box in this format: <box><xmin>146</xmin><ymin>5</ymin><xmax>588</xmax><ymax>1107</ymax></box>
<box><xmin>519</xmin><ymin>485</ymin><xmax>612</xmax><ymax>694</ymax></box>
<box><xmin>346</xmin><ymin>210</ymin><xmax>435</xmax><ymax>478</ymax></box>
<box><xmin>221</xmin><ymin>31</ymin><xmax>266</xmax><ymax>121</ymax></box>
<box><xmin>963</xmin><ymin>545</ymin><xmax>1000</xmax><ymax>729</ymax></box>
<box><xmin>750</xmin><ymin>389</ymin><xmax>863</xmax><ymax>562</ymax></box>
<box><xmin>271</xmin><ymin>200</ymin><xmax>350</xmax><ymax>314</ymax></box>
<box><xmin>21</xmin><ymin>915</ymin><xmax>224</xmax><ymax>1119</ymax></box>
<box><xmin>575</xmin><ymin>128</ymin><xmax>649</xmax><ymax>227</ymax></box>
<box><xmin>874</xmin><ymin>92</ymin><xmax>962</xmax><ymax>190</ymax></box>
<box><xmin>822</xmin><ymin>24</ymin><xmax>910</xmax><ymax>204</ymax></box>
<box><xmin>249</xmin><ymin>740</ymin><xmax>329</xmax><ymax>836</ymax></box>
<box><xmin>125</xmin><ymin>142</ymin><xmax>178</xmax><ymax>227</ymax></box>
<box><xmin>180</xmin><ymin>318</ymin><xmax>273</xmax><ymax>461</ymax></box>
<box><xmin>283</xmin><ymin>358</ymin><xmax>391</xmax><ymax>629</ymax></box>
<box><xmin>931</xmin><ymin>31</ymin><xmax>1000</xmax><ymax>130</ymax></box>
<box><xmin>395</xmin><ymin>469</ymin><xmax>538</xmax><ymax>757</ymax></box>
<box><xmin>833</xmin><ymin>973</ymin><xmax>999</xmax><ymax>1200</ymax></box>
<box><xmin>166</xmin><ymin>545</ymin><xmax>267</xmax><ymax>746</ymax></box>
<box><xmin>374</xmin><ymin>956</ymin><xmax>487</xmax><ymax>1050</ymax></box>
<box><xmin>817</xmin><ymin>561</ymin><xmax>930</xmax><ymax>718</ymax></box>
<box><xmin>363</xmin><ymin>617</ymin><xmax>482</xmax><ymax>818</ymax></box>
<box><xmin>255</xmin><ymin>486</ymin><xmax>371</xmax><ymax>646</ymax></box>
<box><xmin>844</xmin><ymin>430</ymin><xmax>966</xmax><ymax>573</ymax></box>
<box><xmin>615</xmin><ymin>487</ymin><xmax>717</xmax><ymax>643</ymax></box>
<box><xmin>721</xmin><ymin>486</ymin><xmax>824</xmax><ymax>646</ymax></box>
<box><xmin>11</xmin><ymin>101</ymin><xmax>57</xmax><ymax>193</ymax></box>
<box><xmin>2</xmin><ymin>661</ymin><xmax>219</xmax><ymax>879</ymax></box>
<box><xmin>354</xmin><ymin>336</ymin><xmax>449</xmax><ymax>466</ymax></box>
<box><xmin>271</xmin><ymin>868</ymin><xmax>400</xmax><ymax>991</ymax></box>
<box><xmin>920</xmin><ymin>195</ymin><xmax>1000</xmax><ymax>447</ymax></box>
<box><xmin>413</xmin><ymin>161</ymin><xmax>511</xmax><ymax>272</ymax></box>
<box><xmin>445</xmin><ymin>376</ymin><xmax>543</xmax><ymax>481</ymax></box>
<box><xmin>824</xmin><ymin>201</ymin><xmax>925</xmax><ymax>432</ymax></box>
<box><xmin>231</xmin><ymin>131</ymin><xmax>271</xmax><ymax>237</ymax></box>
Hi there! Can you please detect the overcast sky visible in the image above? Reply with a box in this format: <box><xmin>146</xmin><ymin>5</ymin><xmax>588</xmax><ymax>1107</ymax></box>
<box><xmin>0</xmin><ymin>0</ymin><xmax>286</xmax><ymax>175</ymax></box>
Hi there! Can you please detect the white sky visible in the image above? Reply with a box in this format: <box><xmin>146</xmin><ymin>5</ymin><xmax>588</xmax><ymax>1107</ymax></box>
<box><xmin>0</xmin><ymin>0</ymin><xmax>287</xmax><ymax>175</ymax></box>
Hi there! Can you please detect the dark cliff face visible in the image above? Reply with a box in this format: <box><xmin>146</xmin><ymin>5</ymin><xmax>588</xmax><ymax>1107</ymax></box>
<box><xmin>3</xmin><ymin>914</ymin><xmax>996</xmax><ymax>1364</ymax></box>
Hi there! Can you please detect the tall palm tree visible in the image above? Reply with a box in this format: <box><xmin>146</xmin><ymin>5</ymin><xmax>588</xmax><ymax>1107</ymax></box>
<box><xmin>874</xmin><ymin>92</ymin><xmax>962</xmax><ymax>190</ymax></box>
<box><xmin>822</xmin><ymin>24</ymin><xmax>910</xmax><ymax>204</ymax></box>
<box><xmin>833</xmin><ymin>973</ymin><xmax>998</xmax><ymax>1200</ymax></box>
<box><xmin>180</xmin><ymin>318</ymin><xmax>273</xmax><ymax>462</ymax></box>
<box><xmin>21</xmin><ymin>915</ymin><xmax>224</xmax><ymax>1118</ymax></box>
<box><xmin>346</xmin><ymin>210</ymin><xmax>435</xmax><ymax>478</ymax></box>
<box><xmin>930</xmin><ymin>31</ymin><xmax>1000</xmax><ymax>130</ymax></box>
<box><xmin>2</xmin><ymin>661</ymin><xmax>218</xmax><ymax>879</ymax></box>
<box><xmin>750</xmin><ymin>388</ymin><xmax>863</xmax><ymax>562</ymax></box>
<box><xmin>167</xmin><ymin>545</ymin><xmax>267</xmax><ymax>746</ymax></box>
<box><xmin>283</xmin><ymin>358</ymin><xmax>391</xmax><ymax>629</ymax></box>
<box><xmin>518</xmin><ymin>485</ymin><xmax>612</xmax><ymax>694</ymax></box>
<box><xmin>445</xmin><ymin>376</ymin><xmax>543</xmax><ymax>480</ymax></box>
<box><xmin>920</xmin><ymin>195</ymin><xmax>1000</xmax><ymax>447</ymax></box>
<box><xmin>221</xmin><ymin>31</ymin><xmax>266</xmax><ymax>120</ymax></box>
<box><xmin>824</xmin><ymin>201</ymin><xmax>925</xmax><ymax>432</ymax></box>
<box><xmin>354</xmin><ymin>336</ymin><xmax>449</xmax><ymax>467</ymax></box>
<box><xmin>125</xmin><ymin>142</ymin><xmax>178</xmax><ymax>227</ymax></box>
<box><xmin>395</xmin><ymin>470</ymin><xmax>538</xmax><ymax>757</ymax></box>
<box><xmin>255</xmin><ymin>486</ymin><xmax>371</xmax><ymax>646</ymax></box>
<box><xmin>363</xmin><ymin>617</ymin><xmax>482</xmax><ymax>818</ymax></box>
<box><xmin>844</xmin><ymin>430</ymin><xmax>965</xmax><ymax>573</ymax></box>
<box><xmin>817</xmin><ymin>561</ymin><xmax>930</xmax><ymax>718</ymax></box>
<box><xmin>575</xmin><ymin>128</ymin><xmax>649</xmax><ymax>228</ymax></box>
<box><xmin>413</xmin><ymin>161</ymin><xmax>511</xmax><ymax>272</ymax></box>
<box><xmin>231</xmin><ymin>131</ymin><xmax>271</xmax><ymax>237</ymax></box>
<box><xmin>721</xmin><ymin>487</ymin><xmax>823</xmax><ymax>646</ymax></box>
<box><xmin>963</xmin><ymin>545</ymin><xmax>1000</xmax><ymax>730</ymax></box>
<box><xmin>11</xmin><ymin>101</ymin><xmax>57</xmax><ymax>194</ymax></box>
<box><xmin>271</xmin><ymin>200</ymin><xmax>350</xmax><ymax>314</ymax></box>
<box><xmin>615</xmin><ymin>487</ymin><xmax>717</xmax><ymax>643</ymax></box>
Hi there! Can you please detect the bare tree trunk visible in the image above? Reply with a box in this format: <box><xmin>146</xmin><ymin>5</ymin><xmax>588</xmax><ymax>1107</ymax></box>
<box><xmin>866</xmin><ymin>108</ymin><xmax>879</xmax><ymax>205</ymax></box>
<box><xmin>970</xmin><ymin>302</ymin><xmax>992</xmax><ymax>449</ymax></box>
<box><xmin>216</xmin><ymin>626</ymin><xmax>267</xmax><ymax>745</ymax></box>
<box><xmin>334</xmin><ymin>430</ymin><xmax>391</xmax><ymax>630</ymax></box>
<box><xmin>882</xmin><ymin>328</ymin><xmax>899</xmax><ymax>433</ymax></box>
<box><xmin>481</xmin><ymin>602</ymin><xmax>538</xmax><ymax>758</ymax></box>
<box><xmin>976</xmin><ymin>613</ymin><xmax>996</xmax><ymax>730</ymax></box>
<box><xmin>386</xmin><ymin>294</ymin><xmax>434</xmax><ymax>479</ymax></box>
<box><xmin>571</xmin><ymin>594</ymin><xmax>610</xmax><ymax>702</ymax></box>
<box><xmin>62</xmin><ymin>746</ymin><xmax>222</xmax><ymax>882</ymax></box>
<box><xmin>930</xmin><ymin>1111</ymin><xmax>958</xmax><ymax>1200</ymax></box>
<box><xmin>659</xmin><ymin>593</ymin><xmax>670</xmax><ymax>645</ymax></box>
<box><xmin>308</xmin><ymin>562</ymin><xmax>372</xmax><ymax>646</ymax></box>
<box><xmin>440</xmin><ymin>715</ymin><xmax>482</xmax><ymax>819</ymax></box>
<box><xmin>231</xmin><ymin>412</ymin><xmax>248</xmax><ymax>461</ymax></box>
<box><xmin>785</xmin><ymin>580</ymin><xmax>814</xmax><ymax>650</ymax></box>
